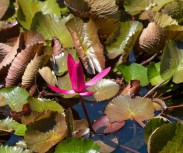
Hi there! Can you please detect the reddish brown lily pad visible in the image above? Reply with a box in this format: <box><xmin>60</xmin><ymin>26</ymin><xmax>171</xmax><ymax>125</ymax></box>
<box><xmin>92</xmin><ymin>115</ymin><xmax>125</xmax><ymax>134</ymax></box>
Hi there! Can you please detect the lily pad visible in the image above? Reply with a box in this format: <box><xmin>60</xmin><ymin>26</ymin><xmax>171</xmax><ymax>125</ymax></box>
<box><xmin>147</xmin><ymin>62</ymin><xmax>164</xmax><ymax>86</ymax></box>
<box><xmin>66</xmin><ymin>17</ymin><xmax>105</xmax><ymax>74</ymax></box>
<box><xmin>24</xmin><ymin>113</ymin><xmax>67</xmax><ymax>153</ymax></box>
<box><xmin>0</xmin><ymin>117</ymin><xmax>26</xmax><ymax>136</ymax></box>
<box><xmin>144</xmin><ymin>117</ymin><xmax>170</xmax><ymax>143</ymax></box>
<box><xmin>148</xmin><ymin>123</ymin><xmax>183</xmax><ymax>153</ymax></box>
<box><xmin>117</xmin><ymin>63</ymin><xmax>149</xmax><ymax>86</ymax></box>
<box><xmin>84</xmin><ymin>79</ymin><xmax>120</xmax><ymax>102</ymax></box>
<box><xmin>0</xmin><ymin>86</ymin><xmax>29</xmax><ymax>112</ymax></box>
<box><xmin>17</xmin><ymin>0</ymin><xmax>61</xmax><ymax>30</ymax></box>
<box><xmin>105</xmin><ymin>95</ymin><xmax>154</xmax><ymax>127</ymax></box>
<box><xmin>31</xmin><ymin>12</ymin><xmax>74</xmax><ymax>48</ymax></box>
<box><xmin>0</xmin><ymin>146</ymin><xmax>28</xmax><ymax>153</ymax></box>
<box><xmin>55</xmin><ymin>138</ymin><xmax>100</xmax><ymax>153</ymax></box>
<box><xmin>105</xmin><ymin>21</ymin><xmax>143</xmax><ymax>60</ymax></box>
<box><xmin>28</xmin><ymin>97</ymin><xmax>64</xmax><ymax>113</ymax></box>
<box><xmin>160</xmin><ymin>40</ymin><xmax>183</xmax><ymax>83</ymax></box>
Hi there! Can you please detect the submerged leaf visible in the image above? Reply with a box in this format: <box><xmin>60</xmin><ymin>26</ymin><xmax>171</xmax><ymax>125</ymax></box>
<box><xmin>0</xmin><ymin>146</ymin><xmax>28</xmax><ymax>153</ymax></box>
<box><xmin>148</xmin><ymin>123</ymin><xmax>183</xmax><ymax>153</ymax></box>
<box><xmin>24</xmin><ymin>113</ymin><xmax>67</xmax><ymax>153</ymax></box>
<box><xmin>0</xmin><ymin>86</ymin><xmax>29</xmax><ymax>112</ymax></box>
<box><xmin>105</xmin><ymin>96</ymin><xmax>154</xmax><ymax>124</ymax></box>
<box><xmin>28</xmin><ymin>97</ymin><xmax>64</xmax><ymax>113</ymax></box>
<box><xmin>55</xmin><ymin>138</ymin><xmax>100</xmax><ymax>153</ymax></box>
<box><xmin>39</xmin><ymin>67</ymin><xmax>57</xmax><ymax>86</ymax></box>
<box><xmin>84</xmin><ymin>79</ymin><xmax>119</xmax><ymax>102</ymax></box>
<box><xmin>66</xmin><ymin>17</ymin><xmax>105</xmax><ymax>74</ymax></box>
<box><xmin>117</xmin><ymin>63</ymin><xmax>149</xmax><ymax>86</ymax></box>
<box><xmin>160</xmin><ymin>40</ymin><xmax>183</xmax><ymax>83</ymax></box>
<box><xmin>0</xmin><ymin>117</ymin><xmax>26</xmax><ymax>136</ymax></box>
<box><xmin>31</xmin><ymin>12</ymin><xmax>74</xmax><ymax>48</ymax></box>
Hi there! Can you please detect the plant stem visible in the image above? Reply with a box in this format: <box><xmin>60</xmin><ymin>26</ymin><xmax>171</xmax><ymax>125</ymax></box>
<box><xmin>143</xmin><ymin>80</ymin><xmax>167</xmax><ymax>98</ymax></box>
<box><xmin>79</xmin><ymin>95</ymin><xmax>95</xmax><ymax>133</ymax></box>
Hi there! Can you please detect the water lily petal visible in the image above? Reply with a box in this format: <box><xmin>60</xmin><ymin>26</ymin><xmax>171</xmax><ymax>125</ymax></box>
<box><xmin>48</xmin><ymin>85</ymin><xmax>75</xmax><ymax>94</ymax></box>
<box><xmin>68</xmin><ymin>54</ymin><xmax>85</xmax><ymax>93</ymax></box>
<box><xmin>67</xmin><ymin>54</ymin><xmax>75</xmax><ymax>78</ymax></box>
<box><xmin>85</xmin><ymin>67</ymin><xmax>111</xmax><ymax>87</ymax></box>
<box><xmin>79</xmin><ymin>91</ymin><xmax>94</xmax><ymax>96</ymax></box>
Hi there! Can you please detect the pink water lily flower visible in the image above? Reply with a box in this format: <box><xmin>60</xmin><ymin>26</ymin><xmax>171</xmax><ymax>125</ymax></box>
<box><xmin>49</xmin><ymin>54</ymin><xmax>111</xmax><ymax>96</ymax></box>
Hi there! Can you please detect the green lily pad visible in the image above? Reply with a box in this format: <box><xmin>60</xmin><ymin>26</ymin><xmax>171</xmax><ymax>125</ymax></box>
<box><xmin>55</xmin><ymin>138</ymin><xmax>100</xmax><ymax>153</ymax></box>
<box><xmin>0</xmin><ymin>146</ymin><xmax>28</xmax><ymax>153</ymax></box>
<box><xmin>0</xmin><ymin>117</ymin><xmax>26</xmax><ymax>136</ymax></box>
<box><xmin>147</xmin><ymin>62</ymin><xmax>164</xmax><ymax>86</ymax></box>
<box><xmin>148</xmin><ymin>123</ymin><xmax>183</xmax><ymax>153</ymax></box>
<box><xmin>105</xmin><ymin>21</ymin><xmax>142</xmax><ymax>60</ymax></box>
<box><xmin>144</xmin><ymin>117</ymin><xmax>170</xmax><ymax>143</ymax></box>
<box><xmin>17</xmin><ymin>0</ymin><xmax>61</xmax><ymax>30</ymax></box>
<box><xmin>0</xmin><ymin>86</ymin><xmax>29</xmax><ymax>112</ymax></box>
<box><xmin>160</xmin><ymin>40</ymin><xmax>183</xmax><ymax>83</ymax></box>
<box><xmin>117</xmin><ymin>63</ymin><xmax>149</xmax><ymax>86</ymax></box>
<box><xmin>31</xmin><ymin>12</ymin><xmax>74</xmax><ymax>48</ymax></box>
<box><xmin>28</xmin><ymin>97</ymin><xmax>64</xmax><ymax>113</ymax></box>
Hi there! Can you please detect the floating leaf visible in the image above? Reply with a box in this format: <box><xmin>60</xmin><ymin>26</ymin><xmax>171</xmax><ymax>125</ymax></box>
<box><xmin>84</xmin><ymin>79</ymin><xmax>119</xmax><ymax>102</ymax></box>
<box><xmin>124</xmin><ymin>0</ymin><xmax>173</xmax><ymax>16</ymax></box>
<box><xmin>105</xmin><ymin>21</ymin><xmax>143</xmax><ymax>60</ymax></box>
<box><xmin>148</xmin><ymin>123</ymin><xmax>183</xmax><ymax>153</ymax></box>
<box><xmin>95</xmin><ymin>136</ymin><xmax>118</xmax><ymax>153</ymax></box>
<box><xmin>55</xmin><ymin>138</ymin><xmax>100</xmax><ymax>153</ymax></box>
<box><xmin>152</xmin><ymin>12</ymin><xmax>180</xmax><ymax>29</ymax></box>
<box><xmin>117</xmin><ymin>63</ymin><xmax>149</xmax><ymax>86</ymax></box>
<box><xmin>31</xmin><ymin>12</ymin><xmax>74</xmax><ymax>48</ymax></box>
<box><xmin>21</xmin><ymin>54</ymin><xmax>43</xmax><ymax>88</ymax></box>
<box><xmin>0</xmin><ymin>117</ymin><xmax>26</xmax><ymax>136</ymax></box>
<box><xmin>66</xmin><ymin>17</ymin><xmax>105</xmax><ymax>74</ymax></box>
<box><xmin>28</xmin><ymin>97</ymin><xmax>64</xmax><ymax>113</ymax></box>
<box><xmin>161</xmin><ymin>1</ymin><xmax>183</xmax><ymax>24</ymax></box>
<box><xmin>21</xmin><ymin>111</ymin><xmax>52</xmax><ymax>126</ymax></box>
<box><xmin>92</xmin><ymin>115</ymin><xmax>125</xmax><ymax>134</ymax></box>
<box><xmin>5</xmin><ymin>32</ymin><xmax>44</xmax><ymax>87</ymax></box>
<box><xmin>73</xmin><ymin>120</ymin><xmax>89</xmax><ymax>138</ymax></box>
<box><xmin>105</xmin><ymin>96</ymin><xmax>154</xmax><ymax>126</ymax></box>
<box><xmin>144</xmin><ymin>117</ymin><xmax>170</xmax><ymax>143</ymax></box>
<box><xmin>17</xmin><ymin>0</ymin><xmax>61</xmax><ymax>29</ymax></box>
<box><xmin>160</xmin><ymin>40</ymin><xmax>183</xmax><ymax>83</ymax></box>
<box><xmin>136</xmin><ymin>22</ymin><xmax>166</xmax><ymax>54</ymax></box>
<box><xmin>24</xmin><ymin>113</ymin><xmax>67</xmax><ymax>153</ymax></box>
<box><xmin>147</xmin><ymin>62</ymin><xmax>164</xmax><ymax>86</ymax></box>
<box><xmin>39</xmin><ymin>66</ymin><xmax>57</xmax><ymax>86</ymax></box>
<box><xmin>0</xmin><ymin>0</ymin><xmax>10</xmax><ymax>19</ymax></box>
<box><xmin>0</xmin><ymin>86</ymin><xmax>29</xmax><ymax>112</ymax></box>
<box><xmin>0</xmin><ymin>146</ymin><xmax>28</xmax><ymax>153</ymax></box>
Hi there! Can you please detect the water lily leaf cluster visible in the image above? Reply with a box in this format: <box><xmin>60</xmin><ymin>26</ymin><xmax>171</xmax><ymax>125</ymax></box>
<box><xmin>0</xmin><ymin>0</ymin><xmax>183</xmax><ymax>152</ymax></box>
